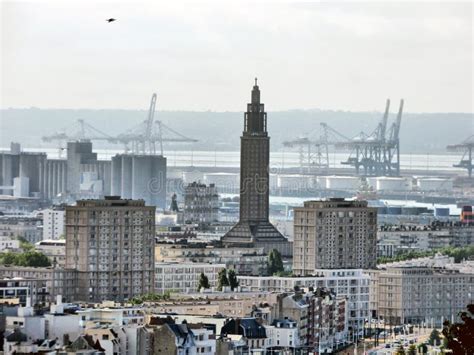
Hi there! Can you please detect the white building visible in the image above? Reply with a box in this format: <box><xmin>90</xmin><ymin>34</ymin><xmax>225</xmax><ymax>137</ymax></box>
<box><xmin>155</xmin><ymin>262</ymin><xmax>226</xmax><ymax>294</ymax></box>
<box><xmin>0</xmin><ymin>236</ymin><xmax>20</xmax><ymax>251</ymax></box>
<box><xmin>42</xmin><ymin>208</ymin><xmax>65</xmax><ymax>240</ymax></box>
<box><xmin>264</xmin><ymin>319</ymin><xmax>299</xmax><ymax>349</ymax></box>
<box><xmin>34</xmin><ymin>239</ymin><xmax>66</xmax><ymax>267</ymax></box>
<box><xmin>372</xmin><ymin>255</ymin><xmax>474</xmax><ymax>326</ymax></box>
<box><xmin>238</xmin><ymin>269</ymin><xmax>370</xmax><ymax>330</ymax></box>
<box><xmin>191</xmin><ymin>326</ymin><xmax>216</xmax><ymax>355</ymax></box>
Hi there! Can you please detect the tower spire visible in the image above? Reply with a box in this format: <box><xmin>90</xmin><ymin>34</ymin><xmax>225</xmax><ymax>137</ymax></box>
<box><xmin>254</xmin><ymin>77</ymin><xmax>258</xmax><ymax>87</ymax></box>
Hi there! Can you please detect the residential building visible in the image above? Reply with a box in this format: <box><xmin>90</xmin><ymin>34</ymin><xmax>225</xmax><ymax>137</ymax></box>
<box><xmin>0</xmin><ymin>215</ymin><xmax>42</xmax><ymax>243</ymax></box>
<box><xmin>293</xmin><ymin>199</ymin><xmax>377</xmax><ymax>273</ymax></box>
<box><xmin>238</xmin><ymin>269</ymin><xmax>370</xmax><ymax>331</ymax></box>
<box><xmin>65</xmin><ymin>197</ymin><xmax>155</xmax><ymax>302</ymax></box>
<box><xmin>152</xmin><ymin>290</ymin><xmax>279</xmax><ymax>318</ymax></box>
<box><xmin>221</xmin><ymin>318</ymin><xmax>267</xmax><ymax>353</ymax></box>
<box><xmin>372</xmin><ymin>255</ymin><xmax>474</xmax><ymax>326</ymax></box>
<box><xmin>0</xmin><ymin>278</ymin><xmax>31</xmax><ymax>306</ymax></box>
<box><xmin>34</xmin><ymin>239</ymin><xmax>66</xmax><ymax>267</ymax></box>
<box><xmin>42</xmin><ymin>207</ymin><xmax>65</xmax><ymax>240</ymax></box>
<box><xmin>143</xmin><ymin>317</ymin><xmax>215</xmax><ymax>355</ymax></box>
<box><xmin>155</xmin><ymin>243</ymin><xmax>267</xmax><ymax>275</ymax></box>
<box><xmin>0</xmin><ymin>266</ymin><xmax>77</xmax><ymax>304</ymax></box>
<box><xmin>377</xmin><ymin>223</ymin><xmax>474</xmax><ymax>257</ymax></box>
<box><xmin>155</xmin><ymin>262</ymin><xmax>225</xmax><ymax>294</ymax></box>
<box><xmin>264</xmin><ymin>318</ymin><xmax>299</xmax><ymax>350</ymax></box>
<box><xmin>270</xmin><ymin>289</ymin><xmax>348</xmax><ymax>352</ymax></box>
<box><xmin>184</xmin><ymin>182</ymin><xmax>219</xmax><ymax>225</ymax></box>
<box><xmin>0</xmin><ymin>236</ymin><xmax>20</xmax><ymax>251</ymax></box>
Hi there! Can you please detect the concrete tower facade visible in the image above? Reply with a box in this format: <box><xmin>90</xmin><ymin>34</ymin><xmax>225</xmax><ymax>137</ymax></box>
<box><xmin>222</xmin><ymin>80</ymin><xmax>291</xmax><ymax>256</ymax></box>
<box><xmin>65</xmin><ymin>197</ymin><xmax>155</xmax><ymax>302</ymax></box>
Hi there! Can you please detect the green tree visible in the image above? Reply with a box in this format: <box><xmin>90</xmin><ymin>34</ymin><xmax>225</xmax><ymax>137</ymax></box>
<box><xmin>227</xmin><ymin>269</ymin><xmax>239</xmax><ymax>291</ymax></box>
<box><xmin>395</xmin><ymin>344</ymin><xmax>405</xmax><ymax>355</ymax></box>
<box><xmin>0</xmin><ymin>251</ymin><xmax>50</xmax><ymax>267</ymax></box>
<box><xmin>17</xmin><ymin>251</ymin><xmax>51</xmax><ymax>267</ymax></box>
<box><xmin>267</xmin><ymin>249</ymin><xmax>284</xmax><ymax>275</ymax></box>
<box><xmin>217</xmin><ymin>269</ymin><xmax>229</xmax><ymax>291</ymax></box>
<box><xmin>407</xmin><ymin>344</ymin><xmax>417</xmax><ymax>355</ymax></box>
<box><xmin>18</xmin><ymin>237</ymin><xmax>34</xmax><ymax>251</ymax></box>
<box><xmin>0</xmin><ymin>252</ymin><xmax>19</xmax><ymax>265</ymax></box>
<box><xmin>197</xmin><ymin>272</ymin><xmax>210</xmax><ymax>291</ymax></box>
<box><xmin>428</xmin><ymin>329</ymin><xmax>441</xmax><ymax>346</ymax></box>
<box><xmin>442</xmin><ymin>304</ymin><xmax>474</xmax><ymax>354</ymax></box>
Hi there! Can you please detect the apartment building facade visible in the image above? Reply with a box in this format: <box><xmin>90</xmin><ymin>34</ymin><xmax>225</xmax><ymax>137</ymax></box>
<box><xmin>238</xmin><ymin>269</ymin><xmax>369</xmax><ymax>331</ymax></box>
<box><xmin>65</xmin><ymin>197</ymin><xmax>155</xmax><ymax>302</ymax></box>
<box><xmin>42</xmin><ymin>207</ymin><xmax>65</xmax><ymax>240</ymax></box>
<box><xmin>154</xmin><ymin>262</ymin><xmax>225</xmax><ymax>294</ymax></box>
<box><xmin>183</xmin><ymin>182</ymin><xmax>219</xmax><ymax>225</ymax></box>
<box><xmin>293</xmin><ymin>199</ymin><xmax>377</xmax><ymax>274</ymax></box>
<box><xmin>372</xmin><ymin>257</ymin><xmax>474</xmax><ymax>326</ymax></box>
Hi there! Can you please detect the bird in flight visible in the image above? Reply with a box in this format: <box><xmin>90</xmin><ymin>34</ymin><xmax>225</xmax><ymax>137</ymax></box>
<box><xmin>106</xmin><ymin>18</ymin><xmax>116</xmax><ymax>23</ymax></box>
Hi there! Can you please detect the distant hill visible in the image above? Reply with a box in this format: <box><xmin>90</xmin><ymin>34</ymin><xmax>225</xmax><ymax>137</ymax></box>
<box><xmin>0</xmin><ymin>108</ymin><xmax>472</xmax><ymax>153</ymax></box>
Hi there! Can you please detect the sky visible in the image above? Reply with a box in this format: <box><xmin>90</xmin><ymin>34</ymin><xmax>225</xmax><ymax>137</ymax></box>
<box><xmin>1</xmin><ymin>0</ymin><xmax>473</xmax><ymax>112</ymax></box>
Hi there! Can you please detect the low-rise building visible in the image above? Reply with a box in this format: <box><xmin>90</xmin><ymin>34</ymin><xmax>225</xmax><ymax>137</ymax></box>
<box><xmin>372</xmin><ymin>255</ymin><xmax>474</xmax><ymax>326</ymax></box>
<box><xmin>0</xmin><ymin>265</ymin><xmax>77</xmax><ymax>304</ymax></box>
<box><xmin>377</xmin><ymin>223</ymin><xmax>474</xmax><ymax>257</ymax></box>
<box><xmin>0</xmin><ymin>236</ymin><xmax>20</xmax><ymax>251</ymax></box>
<box><xmin>155</xmin><ymin>243</ymin><xmax>267</xmax><ymax>275</ymax></box>
<box><xmin>0</xmin><ymin>215</ymin><xmax>42</xmax><ymax>244</ymax></box>
<box><xmin>238</xmin><ymin>269</ymin><xmax>369</xmax><ymax>331</ymax></box>
<box><xmin>155</xmin><ymin>262</ymin><xmax>225</xmax><ymax>294</ymax></box>
<box><xmin>34</xmin><ymin>239</ymin><xmax>66</xmax><ymax>267</ymax></box>
<box><xmin>221</xmin><ymin>318</ymin><xmax>267</xmax><ymax>353</ymax></box>
<box><xmin>152</xmin><ymin>290</ymin><xmax>279</xmax><ymax>318</ymax></box>
<box><xmin>264</xmin><ymin>318</ymin><xmax>299</xmax><ymax>350</ymax></box>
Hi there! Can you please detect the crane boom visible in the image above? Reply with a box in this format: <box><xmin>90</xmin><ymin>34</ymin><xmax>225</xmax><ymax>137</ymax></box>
<box><xmin>379</xmin><ymin>99</ymin><xmax>390</xmax><ymax>141</ymax></box>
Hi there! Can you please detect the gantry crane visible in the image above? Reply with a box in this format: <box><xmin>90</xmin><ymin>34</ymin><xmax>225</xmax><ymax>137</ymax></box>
<box><xmin>282</xmin><ymin>122</ymin><xmax>350</xmax><ymax>174</ymax></box>
<box><xmin>337</xmin><ymin>99</ymin><xmax>404</xmax><ymax>176</ymax></box>
<box><xmin>447</xmin><ymin>135</ymin><xmax>474</xmax><ymax>177</ymax></box>
<box><xmin>42</xmin><ymin>93</ymin><xmax>198</xmax><ymax>156</ymax></box>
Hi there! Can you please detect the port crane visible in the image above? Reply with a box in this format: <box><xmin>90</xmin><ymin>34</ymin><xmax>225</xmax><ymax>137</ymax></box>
<box><xmin>42</xmin><ymin>93</ymin><xmax>198</xmax><ymax>156</ymax></box>
<box><xmin>336</xmin><ymin>99</ymin><xmax>404</xmax><ymax>176</ymax></box>
<box><xmin>447</xmin><ymin>135</ymin><xmax>474</xmax><ymax>178</ymax></box>
<box><xmin>282</xmin><ymin>122</ymin><xmax>350</xmax><ymax>174</ymax></box>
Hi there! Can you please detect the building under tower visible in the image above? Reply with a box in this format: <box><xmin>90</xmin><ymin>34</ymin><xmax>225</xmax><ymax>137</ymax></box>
<box><xmin>222</xmin><ymin>79</ymin><xmax>291</xmax><ymax>256</ymax></box>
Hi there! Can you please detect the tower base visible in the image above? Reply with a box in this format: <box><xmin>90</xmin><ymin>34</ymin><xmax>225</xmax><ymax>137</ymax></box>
<box><xmin>222</xmin><ymin>221</ymin><xmax>292</xmax><ymax>257</ymax></box>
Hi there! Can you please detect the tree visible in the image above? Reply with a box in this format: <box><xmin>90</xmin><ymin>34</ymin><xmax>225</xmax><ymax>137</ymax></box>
<box><xmin>0</xmin><ymin>252</ymin><xmax>18</xmax><ymax>265</ymax></box>
<box><xmin>407</xmin><ymin>344</ymin><xmax>417</xmax><ymax>355</ymax></box>
<box><xmin>0</xmin><ymin>251</ymin><xmax>51</xmax><ymax>267</ymax></box>
<box><xmin>428</xmin><ymin>329</ymin><xmax>441</xmax><ymax>346</ymax></box>
<box><xmin>227</xmin><ymin>269</ymin><xmax>239</xmax><ymax>291</ymax></box>
<box><xmin>267</xmin><ymin>249</ymin><xmax>284</xmax><ymax>275</ymax></box>
<box><xmin>217</xmin><ymin>269</ymin><xmax>229</xmax><ymax>291</ymax></box>
<box><xmin>197</xmin><ymin>272</ymin><xmax>210</xmax><ymax>291</ymax></box>
<box><xmin>18</xmin><ymin>251</ymin><xmax>51</xmax><ymax>267</ymax></box>
<box><xmin>395</xmin><ymin>345</ymin><xmax>405</xmax><ymax>355</ymax></box>
<box><xmin>442</xmin><ymin>303</ymin><xmax>474</xmax><ymax>354</ymax></box>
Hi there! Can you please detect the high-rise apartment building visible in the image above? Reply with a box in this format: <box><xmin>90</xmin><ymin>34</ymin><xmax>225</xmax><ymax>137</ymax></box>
<box><xmin>293</xmin><ymin>199</ymin><xmax>377</xmax><ymax>274</ymax></box>
<box><xmin>42</xmin><ymin>207</ymin><xmax>65</xmax><ymax>240</ymax></box>
<box><xmin>222</xmin><ymin>79</ymin><xmax>290</xmax><ymax>256</ymax></box>
<box><xmin>183</xmin><ymin>182</ymin><xmax>219</xmax><ymax>225</ymax></box>
<box><xmin>65</xmin><ymin>196</ymin><xmax>155</xmax><ymax>302</ymax></box>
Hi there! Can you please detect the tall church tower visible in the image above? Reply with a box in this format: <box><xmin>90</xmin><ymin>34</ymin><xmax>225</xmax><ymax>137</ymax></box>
<box><xmin>222</xmin><ymin>79</ymin><xmax>291</xmax><ymax>256</ymax></box>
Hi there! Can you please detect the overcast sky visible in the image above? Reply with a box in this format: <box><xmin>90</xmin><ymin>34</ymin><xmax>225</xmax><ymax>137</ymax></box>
<box><xmin>1</xmin><ymin>1</ymin><xmax>472</xmax><ymax>112</ymax></box>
